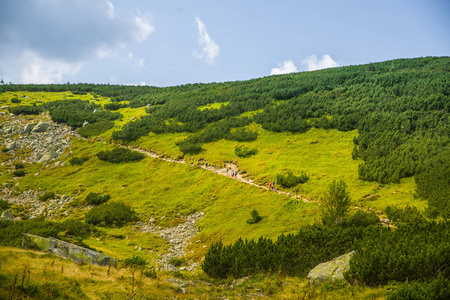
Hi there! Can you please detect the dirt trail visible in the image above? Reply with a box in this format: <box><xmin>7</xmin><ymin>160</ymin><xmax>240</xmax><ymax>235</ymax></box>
<box><xmin>127</xmin><ymin>145</ymin><xmax>311</xmax><ymax>203</ymax></box>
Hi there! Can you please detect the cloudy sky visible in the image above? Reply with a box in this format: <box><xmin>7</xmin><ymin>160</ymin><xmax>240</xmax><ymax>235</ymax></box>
<box><xmin>0</xmin><ymin>0</ymin><xmax>449</xmax><ymax>87</ymax></box>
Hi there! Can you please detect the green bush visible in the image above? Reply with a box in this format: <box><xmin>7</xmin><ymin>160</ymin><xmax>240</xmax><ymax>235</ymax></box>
<box><xmin>14</xmin><ymin>163</ymin><xmax>24</xmax><ymax>169</ymax></box>
<box><xmin>276</xmin><ymin>171</ymin><xmax>309</xmax><ymax>188</ymax></box>
<box><xmin>246</xmin><ymin>209</ymin><xmax>262</xmax><ymax>224</ymax></box>
<box><xmin>78</xmin><ymin>121</ymin><xmax>114</xmax><ymax>138</ymax></box>
<box><xmin>0</xmin><ymin>199</ymin><xmax>11</xmax><ymax>213</ymax></box>
<box><xmin>11</xmin><ymin>97</ymin><xmax>20</xmax><ymax>103</ymax></box>
<box><xmin>169</xmin><ymin>257</ymin><xmax>185</xmax><ymax>267</ymax></box>
<box><xmin>13</xmin><ymin>170</ymin><xmax>26</xmax><ymax>177</ymax></box>
<box><xmin>85</xmin><ymin>192</ymin><xmax>110</xmax><ymax>205</ymax></box>
<box><xmin>226</xmin><ymin>128</ymin><xmax>258</xmax><ymax>142</ymax></box>
<box><xmin>1</xmin><ymin>148</ymin><xmax>9</xmax><ymax>153</ymax></box>
<box><xmin>385</xmin><ymin>205</ymin><xmax>426</xmax><ymax>224</ymax></box>
<box><xmin>85</xmin><ymin>202</ymin><xmax>137</xmax><ymax>227</ymax></box>
<box><xmin>177</xmin><ymin>141</ymin><xmax>203</xmax><ymax>155</ymax></box>
<box><xmin>69</xmin><ymin>156</ymin><xmax>89</xmax><ymax>166</ymax></box>
<box><xmin>235</xmin><ymin>145</ymin><xmax>257</xmax><ymax>157</ymax></box>
<box><xmin>387</xmin><ymin>274</ymin><xmax>450</xmax><ymax>300</ymax></box>
<box><xmin>8</xmin><ymin>105</ymin><xmax>44</xmax><ymax>115</ymax></box>
<box><xmin>143</xmin><ymin>268</ymin><xmax>158</xmax><ymax>279</ymax></box>
<box><xmin>38</xmin><ymin>191</ymin><xmax>56</xmax><ymax>202</ymax></box>
<box><xmin>104</xmin><ymin>102</ymin><xmax>128</xmax><ymax>110</ymax></box>
<box><xmin>341</xmin><ymin>210</ymin><xmax>380</xmax><ymax>227</ymax></box>
<box><xmin>96</xmin><ymin>147</ymin><xmax>146</xmax><ymax>163</ymax></box>
<box><xmin>124</xmin><ymin>255</ymin><xmax>147</xmax><ymax>267</ymax></box>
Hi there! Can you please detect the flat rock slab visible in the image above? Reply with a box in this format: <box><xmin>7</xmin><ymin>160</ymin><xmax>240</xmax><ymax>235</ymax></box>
<box><xmin>307</xmin><ymin>251</ymin><xmax>355</xmax><ymax>285</ymax></box>
<box><xmin>22</xmin><ymin>233</ymin><xmax>116</xmax><ymax>266</ymax></box>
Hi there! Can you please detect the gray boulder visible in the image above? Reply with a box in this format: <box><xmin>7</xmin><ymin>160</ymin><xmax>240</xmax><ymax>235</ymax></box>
<box><xmin>31</xmin><ymin>122</ymin><xmax>50</xmax><ymax>133</ymax></box>
<box><xmin>1</xmin><ymin>209</ymin><xmax>14</xmax><ymax>221</ymax></box>
<box><xmin>24</xmin><ymin>123</ymin><xmax>36</xmax><ymax>134</ymax></box>
<box><xmin>6</xmin><ymin>141</ymin><xmax>17</xmax><ymax>150</ymax></box>
<box><xmin>22</xmin><ymin>233</ymin><xmax>116</xmax><ymax>266</ymax></box>
<box><xmin>307</xmin><ymin>251</ymin><xmax>355</xmax><ymax>285</ymax></box>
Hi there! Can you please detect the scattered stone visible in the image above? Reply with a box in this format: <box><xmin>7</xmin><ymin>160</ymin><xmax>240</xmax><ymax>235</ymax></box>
<box><xmin>307</xmin><ymin>251</ymin><xmax>355</xmax><ymax>285</ymax></box>
<box><xmin>381</xmin><ymin>218</ymin><xmax>390</xmax><ymax>226</ymax></box>
<box><xmin>6</xmin><ymin>141</ymin><xmax>17</xmax><ymax>150</ymax></box>
<box><xmin>167</xmin><ymin>264</ymin><xmax>179</xmax><ymax>272</ymax></box>
<box><xmin>24</xmin><ymin>123</ymin><xmax>36</xmax><ymax>134</ymax></box>
<box><xmin>82</xmin><ymin>121</ymin><xmax>89</xmax><ymax>127</ymax></box>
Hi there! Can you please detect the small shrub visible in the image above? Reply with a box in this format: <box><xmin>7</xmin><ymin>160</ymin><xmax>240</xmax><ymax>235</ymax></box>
<box><xmin>341</xmin><ymin>210</ymin><xmax>380</xmax><ymax>227</ymax></box>
<box><xmin>69</xmin><ymin>156</ymin><xmax>89</xmax><ymax>166</ymax></box>
<box><xmin>85</xmin><ymin>192</ymin><xmax>110</xmax><ymax>205</ymax></box>
<box><xmin>276</xmin><ymin>171</ymin><xmax>309</xmax><ymax>188</ymax></box>
<box><xmin>85</xmin><ymin>201</ymin><xmax>137</xmax><ymax>227</ymax></box>
<box><xmin>169</xmin><ymin>257</ymin><xmax>185</xmax><ymax>267</ymax></box>
<box><xmin>97</xmin><ymin>147</ymin><xmax>146</xmax><ymax>163</ymax></box>
<box><xmin>104</xmin><ymin>102</ymin><xmax>128</xmax><ymax>110</ymax></box>
<box><xmin>8</xmin><ymin>105</ymin><xmax>44</xmax><ymax>115</ymax></box>
<box><xmin>226</xmin><ymin>128</ymin><xmax>258</xmax><ymax>142</ymax></box>
<box><xmin>0</xmin><ymin>199</ymin><xmax>11</xmax><ymax>213</ymax></box>
<box><xmin>2</xmin><ymin>148</ymin><xmax>9</xmax><ymax>152</ymax></box>
<box><xmin>11</xmin><ymin>97</ymin><xmax>21</xmax><ymax>103</ymax></box>
<box><xmin>246</xmin><ymin>209</ymin><xmax>262</xmax><ymax>224</ymax></box>
<box><xmin>177</xmin><ymin>141</ymin><xmax>203</xmax><ymax>155</ymax></box>
<box><xmin>387</xmin><ymin>274</ymin><xmax>450</xmax><ymax>300</ymax></box>
<box><xmin>143</xmin><ymin>268</ymin><xmax>158</xmax><ymax>279</ymax></box>
<box><xmin>385</xmin><ymin>205</ymin><xmax>426</xmax><ymax>224</ymax></box>
<box><xmin>124</xmin><ymin>255</ymin><xmax>147</xmax><ymax>267</ymax></box>
<box><xmin>78</xmin><ymin>121</ymin><xmax>114</xmax><ymax>138</ymax></box>
<box><xmin>235</xmin><ymin>145</ymin><xmax>258</xmax><ymax>157</ymax></box>
<box><xmin>14</xmin><ymin>163</ymin><xmax>25</xmax><ymax>169</ymax></box>
<box><xmin>38</xmin><ymin>191</ymin><xmax>56</xmax><ymax>202</ymax></box>
<box><xmin>13</xmin><ymin>170</ymin><xmax>26</xmax><ymax>177</ymax></box>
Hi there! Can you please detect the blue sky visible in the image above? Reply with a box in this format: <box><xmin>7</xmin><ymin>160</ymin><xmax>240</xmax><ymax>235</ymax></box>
<box><xmin>0</xmin><ymin>0</ymin><xmax>449</xmax><ymax>86</ymax></box>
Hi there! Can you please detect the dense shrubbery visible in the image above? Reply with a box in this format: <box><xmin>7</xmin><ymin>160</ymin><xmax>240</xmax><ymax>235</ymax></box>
<box><xmin>235</xmin><ymin>145</ymin><xmax>257</xmax><ymax>157</ymax></box>
<box><xmin>0</xmin><ymin>218</ymin><xmax>95</xmax><ymax>247</ymax></box>
<box><xmin>96</xmin><ymin>147</ymin><xmax>146</xmax><ymax>163</ymax></box>
<box><xmin>346</xmin><ymin>221</ymin><xmax>449</xmax><ymax>286</ymax></box>
<box><xmin>8</xmin><ymin>105</ymin><xmax>43</xmax><ymax>115</ymax></box>
<box><xmin>104</xmin><ymin>102</ymin><xmax>128</xmax><ymax>110</ymax></box>
<box><xmin>387</xmin><ymin>274</ymin><xmax>450</xmax><ymax>300</ymax></box>
<box><xmin>69</xmin><ymin>156</ymin><xmax>89</xmax><ymax>166</ymax></box>
<box><xmin>43</xmin><ymin>99</ymin><xmax>121</xmax><ymax>127</ymax></box>
<box><xmin>226</xmin><ymin>128</ymin><xmax>258</xmax><ymax>142</ymax></box>
<box><xmin>85</xmin><ymin>202</ymin><xmax>137</xmax><ymax>227</ymax></box>
<box><xmin>276</xmin><ymin>171</ymin><xmax>308</xmax><ymax>188</ymax></box>
<box><xmin>78</xmin><ymin>120</ymin><xmax>114</xmax><ymax>138</ymax></box>
<box><xmin>124</xmin><ymin>255</ymin><xmax>147</xmax><ymax>267</ymax></box>
<box><xmin>10</xmin><ymin>97</ymin><xmax>20</xmax><ymax>103</ymax></box>
<box><xmin>85</xmin><ymin>192</ymin><xmax>110</xmax><ymax>205</ymax></box>
<box><xmin>0</xmin><ymin>199</ymin><xmax>11</xmax><ymax>213</ymax></box>
<box><xmin>385</xmin><ymin>205</ymin><xmax>426</xmax><ymax>224</ymax></box>
<box><xmin>341</xmin><ymin>210</ymin><xmax>380</xmax><ymax>228</ymax></box>
<box><xmin>13</xmin><ymin>170</ymin><xmax>26</xmax><ymax>177</ymax></box>
<box><xmin>246</xmin><ymin>209</ymin><xmax>262</xmax><ymax>224</ymax></box>
<box><xmin>14</xmin><ymin>163</ymin><xmax>24</xmax><ymax>169</ymax></box>
<box><xmin>202</xmin><ymin>225</ymin><xmax>366</xmax><ymax>279</ymax></box>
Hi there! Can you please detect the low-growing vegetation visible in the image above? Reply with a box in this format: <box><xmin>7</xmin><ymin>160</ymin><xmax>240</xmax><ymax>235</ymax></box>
<box><xmin>235</xmin><ymin>145</ymin><xmax>257</xmax><ymax>157</ymax></box>
<box><xmin>276</xmin><ymin>171</ymin><xmax>309</xmax><ymax>188</ymax></box>
<box><xmin>85</xmin><ymin>192</ymin><xmax>110</xmax><ymax>205</ymax></box>
<box><xmin>38</xmin><ymin>191</ymin><xmax>56</xmax><ymax>202</ymax></box>
<box><xmin>78</xmin><ymin>120</ymin><xmax>114</xmax><ymax>138</ymax></box>
<box><xmin>68</xmin><ymin>156</ymin><xmax>89</xmax><ymax>166</ymax></box>
<box><xmin>85</xmin><ymin>202</ymin><xmax>137</xmax><ymax>227</ymax></box>
<box><xmin>96</xmin><ymin>147</ymin><xmax>146</xmax><ymax>163</ymax></box>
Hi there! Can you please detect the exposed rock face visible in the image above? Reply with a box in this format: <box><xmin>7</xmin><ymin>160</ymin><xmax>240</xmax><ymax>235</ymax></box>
<box><xmin>307</xmin><ymin>251</ymin><xmax>355</xmax><ymax>285</ymax></box>
<box><xmin>31</xmin><ymin>122</ymin><xmax>50</xmax><ymax>133</ymax></box>
<box><xmin>22</xmin><ymin>233</ymin><xmax>116</xmax><ymax>266</ymax></box>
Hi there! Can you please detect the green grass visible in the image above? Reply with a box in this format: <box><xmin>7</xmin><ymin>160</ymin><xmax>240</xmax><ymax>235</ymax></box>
<box><xmin>197</xmin><ymin>102</ymin><xmax>229</xmax><ymax>111</ymax></box>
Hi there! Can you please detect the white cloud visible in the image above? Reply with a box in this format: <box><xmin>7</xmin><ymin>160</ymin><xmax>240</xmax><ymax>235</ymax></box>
<box><xmin>0</xmin><ymin>0</ymin><xmax>155</xmax><ymax>83</ymax></box>
<box><xmin>193</xmin><ymin>17</ymin><xmax>220</xmax><ymax>64</ymax></box>
<box><xmin>270</xmin><ymin>60</ymin><xmax>298</xmax><ymax>75</ymax></box>
<box><xmin>301</xmin><ymin>54</ymin><xmax>339</xmax><ymax>71</ymax></box>
<box><xmin>21</xmin><ymin>50</ymin><xmax>81</xmax><ymax>84</ymax></box>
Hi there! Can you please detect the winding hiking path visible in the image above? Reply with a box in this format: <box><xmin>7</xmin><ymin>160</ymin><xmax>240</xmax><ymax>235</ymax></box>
<box><xmin>124</xmin><ymin>144</ymin><xmax>311</xmax><ymax>203</ymax></box>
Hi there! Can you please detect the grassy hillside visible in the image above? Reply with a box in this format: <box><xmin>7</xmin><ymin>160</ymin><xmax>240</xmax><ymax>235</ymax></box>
<box><xmin>0</xmin><ymin>56</ymin><xmax>448</xmax><ymax>299</ymax></box>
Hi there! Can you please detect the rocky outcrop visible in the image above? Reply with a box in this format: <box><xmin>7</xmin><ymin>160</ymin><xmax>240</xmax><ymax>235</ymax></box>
<box><xmin>307</xmin><ymin>251</ymin><xmax>355</xmax><ymax>285</ymax></box>
<box><xmin>22</xmin><ymin>233</ymin><xmax>116</xmax><ymax>266</ymax></box>
<box><xmin>138</xmin><ymin>212</ymin><xmax>204</xmax><ymax>270</ymax></box>
<box><xmin>1</xmin><ymin>209</ymin><xmax>14</xmax><ymax>221</ymax></box>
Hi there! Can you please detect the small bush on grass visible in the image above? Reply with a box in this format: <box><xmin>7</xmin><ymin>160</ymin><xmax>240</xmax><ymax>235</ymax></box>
<box><xmin>177</xmin><ymin>140</ymin><xmax>203</xmax><ymax>155</ymax></box>
<box><xmin>85</xmin><ymin>202</ymin><xmax>137</xmax><ymax>227</ymax></box>
<box><xmin>341</xmin><ymin>210</ymin><xmax>380</xmax><ymax>227</ymax></box>
<box><xmin>0</xmin><ymin>199</ymin><xmax>11</xmax><ymax>213</ymax></box>
<box><xmin>13</xmin><ymin>170</ymin><xmax>26</xmax><ymax>177</ymax></box>
<box><xmin>104</xmin><ymin>103</ymin><xmax>128</xmax><ymax>110</ymax></box>
<box><xmin>11</xmin><ymin>97</ymin><xmax>21</xmax><ymax>103</ymax></box>
<box><xmin>143</xmin><ymin>268</ymin><xmax>158</xmax><ymax>279</ymax></box>
<box><xmin>124</xmin><ymin>255</ymin><xmax>147</xmax><ymax>267</ymax></box>
<box><xmin>226</xmin><ymin>128</ymin><xmax>258</xmax><ymax>142</ymax></box>
<box><xmin>1</xmin><ymin>148</ymin><xmax>9</xmax><ymax>152</ymax></box>
<box><xmin>97</xmin><ymin>147</ymin><xmax>146</xmax><ymax>163</ymax></box>
<box><xmin>69</xmin><ymin>156</ymin><xmax>89</xmax><ymax>166</ymax></box>
<box><xmin>8</xmin><ymin>105</ymin><xmax>44</xmax><ymax>115</ymax></box>
<box><xmin>85</xmin><ymin>192</ymin><xmax>110</xmax><ymax>205</ymax></box>
<box><xmin>169</xmin><ymin>257</ymin><xmax>185</xmax><ymax>267</ymax></box>
<box><xmin>78</xmin><ymin>121</ymin><xmax>114</xmax><ymax>138</ymax></box>
<box><xmin>38</xmin><ymin>191</ymin><xmax>56</xmax><ymax>202</ymax></box>
<box><xmin>14</xmin><ymin>163</ymin><xmax>24</xmax><ymax>169</ymax></box>
<box><xmin>246</xmin><ymin>209</ymin><xmax>262</xmax><ymax>224</ymax></box>
<box><xmin>235</xmin><ymin>145</ymin><xmax>258</xmax><ymax>157</ymax></box>
<box><xmin>276</xmin><ymin>171</ymin><xmax>309</xmax><ymax>188</ymax></box>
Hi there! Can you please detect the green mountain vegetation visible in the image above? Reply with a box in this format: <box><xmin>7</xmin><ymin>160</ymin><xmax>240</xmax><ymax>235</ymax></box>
<box><xmin>0</xmin><ymin>56</ymin><xmax>448</xmax><ymax>299</ymax></box>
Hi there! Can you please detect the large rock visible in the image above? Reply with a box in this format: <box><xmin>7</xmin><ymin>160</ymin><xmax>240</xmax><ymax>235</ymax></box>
<box><xmin>307</xmin><ymin>251</ymin><xmax>355</xmax><ymax>285</ymax></box>
<box><xmin>24</xmin><ymin>123</ymin><xmax>36</xmax><ymax>134</ymax></box>
<box><xmin>22</xmin><ymin>233</ymin><xmax>116</xmax><ymax>266</ymax></box>
<box><xmin>1</xmin><ymin>209</ymin><xmax>14</xmax><ymax>221</ymax></box>
<box><xmin>31</xmin><ymin>122</ymin><xmax>50</xmax><ymax>133</ymax></box>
